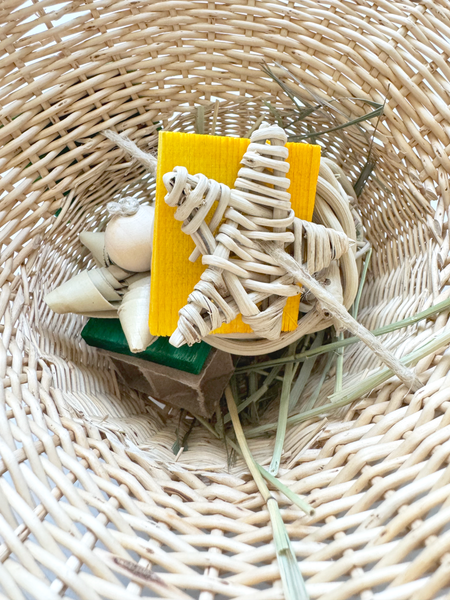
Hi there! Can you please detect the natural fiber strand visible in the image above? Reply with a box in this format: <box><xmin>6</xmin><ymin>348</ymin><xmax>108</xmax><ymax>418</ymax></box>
<box><xmin>225</xmin><ymin>386</ymin><xmax>309</xmax><ymax>600</ymax></box>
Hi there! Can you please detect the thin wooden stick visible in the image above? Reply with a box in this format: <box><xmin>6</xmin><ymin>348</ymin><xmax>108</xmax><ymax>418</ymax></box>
<box><xmin>103</xmin><ymin>130</ymin><xmax>157</xmax><ymax>175</ymax></box>
<box><xmin>261</xmin><ymin>241</ymin><xmax>422</xmax><ymax>392</ymax></box>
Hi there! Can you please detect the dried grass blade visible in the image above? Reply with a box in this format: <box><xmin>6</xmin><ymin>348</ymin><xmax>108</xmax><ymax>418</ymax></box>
<box><xmin>245</xmin><ymin>114</ymin><xmax>265</xmax><ymax>138</ymax></box>
<box><xmin>270</xmin><ymin>345</ymin><xmax>297</xmax><ymax>475</ymax></box>
<box><xmin>173</xmin><ymin>422</ymin><xmax>196</xmax><ymax>455</ymax></box>
<box><xmin>352</xmin><ymin>248</ymin><xmax>372</xmax><ymax>319</ymax></box>
<box><xmin>304</xmin><ymin>350</ymin><xmax>334</xmax><ymax>411</ymax></box>
<box><xmin>261</xmin><ymin>63</ymin><xmax>313</xmax><ymax>109</ymax></box>
<box><xmin>272</xmin><ymin>62</ymin><xmax>347</xmax><ymax>117</ymax></box>
<box><xmin>225</xmin><ymin>387</ymin><xmax>267</xmax><ymax>494</ymax></box>
<box><xmin>288</xmin><ymin>103</ymin><xmax>384</xmax><ymax>142</ymax></box>
<box><xmin>224</xmin><ymin>436</ymin><xmax>314</xmax><ymax>515</ymax></box>
<box><xmin>329</xmin><ymin>326</ymin><xmax>450</xmax><ymax>405</ymax></box>
<box><xmin>334</xmin><ymin>332</ymin><xmax>344</xmax><ymax>394</ymax></box>
<box><xmin>248</xmin><ymin>371</ymin><xmax>259</xmax><ymax>422</ymax></box>
<box><xmin>353</xmin><ymin>98</ymin><xmax>385</xmax><ymax>197</ymax></box>
<box><xmin>263</xmin><ymin>101</ymin><xmax>285</xmax><ymax>127</ymax></box>
<box><xmin>223</xmin><ymin>365</ymin><xmax>282</xmax><ymax>424</ymax></box>
<box><xmin>285</xmin><ymin>108</ymin><xmax>320</xmax><ymax>127</ymax></box>
<box><xmin>353</xmin><ymin>159</ymin><xmax>376</xmax><ymax>198</ymax></box>
<box><xmin>236</xmin><ymin>295</ymin><xmax>450</xmax><ymax>373</ymax></box>
<box><xmin>289</xmin><ymin>332</ymin><xmax>324</xmax><ymax>411</ymax></box>
<box><xmin>334</xmin><ymin>248</ymin><xmax>372</xmax><ymax>393</ymax></box>
<box><xmin>247</xmin><ymin>325</ymin><xmax>450</xmax><ymax>437</ymax></box>
<box><xmin>258</xmin><ymin>464</ymin><xmax>314</xmax><ymax>516</ymax></box>
<box><xmin>196</xmin><ymin>415</ymin><xmax>220</xmax><ymax>439</ymax></box>
<box><xmin>195</xmin><ymin>105</ymin><xmax>205</xmax><ymax>134</ymax></box>
<box><xmin>211</xmin><ymin>99</ymin><xmax>220</xmax><ymax>135</ymax></box>
<box><xmin>225</xmin><ymin>386</ymin><xmax>309</xmax><ymax>600</ymax></box>
<box><xmin>267</xmin><ymin>498</ymin><xmax>310</xmax><ymax>600</ymax></box>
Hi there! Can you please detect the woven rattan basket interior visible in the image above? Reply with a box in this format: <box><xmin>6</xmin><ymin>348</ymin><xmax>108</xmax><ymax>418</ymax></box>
<box><xmin>2</xmin><ymin>1</ymin><xmax>450</xmax><ymax>599</ymax></box>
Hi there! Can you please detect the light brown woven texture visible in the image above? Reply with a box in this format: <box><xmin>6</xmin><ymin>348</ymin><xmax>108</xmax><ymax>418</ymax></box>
<box><xmin>1</xmin><ymin>1</ymin><xmax>450</xmax><ymax>599</ymax></box>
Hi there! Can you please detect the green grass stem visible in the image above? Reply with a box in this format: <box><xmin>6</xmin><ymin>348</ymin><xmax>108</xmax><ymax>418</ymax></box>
<box><xmin>236</xmin><ymin>296</ymin><xmax>450</xmax><ymax>374</ymax></box>
<box><xmin>305</xmin><ymin>351</ymin><xmax>334</xmax><ymax>411</ymax></box>
<box><xmin>258</xmin><ymin>464</ymin><xmax>315</xmax><ymax>516</ymax></box>
<box><xmin>225</xmin><ymin>386</ymin><xmax>309</xmax><ymax>600</ymax></box>
<box><xmin>246</xmin><ymin>326</ymin><xmax>450</xmax><ymax>437</ymax></box>
<box><xmin>352</xmin><ymin>248</ymin><xmax>372</xmax><ymax>319</ymax></box>
<box><xmin>289</xmin><ymin>331</ymin><xmax>324</xmax><ymax>412</ymax></box>
<box><xmin>270</xmin><ymin>345</ymin><xmax>296</xmax><ymax>475</ymax></box>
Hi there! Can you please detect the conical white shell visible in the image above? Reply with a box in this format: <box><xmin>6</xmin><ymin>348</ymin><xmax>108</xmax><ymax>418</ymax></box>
<box><xmin>88</xmin><ymin>269</ymin><xmax>122</xmax><ymax>303</ymax></box>
<box><xmin>118</xmin><ymin>274</ymin><xmax>157</xmax><ymax>353</ymax></box>
<box><xmin>105</xmin><ymin>204</ymin><xmax>155</xmax><ymax>273</ymax></box>
<box><xmin>45</xmin><ymin>269</ymin><xmax>120</xmax><ymax>314</ymax></box>
<box><xmin>79</xmin><ymin>232</ymin><xmax>107</xmax><ymax>267</ymax></box>
<box><xmin>44</xmin><ymin>266</ymin><xmax>129</xmax><ymax>315</ymax></box>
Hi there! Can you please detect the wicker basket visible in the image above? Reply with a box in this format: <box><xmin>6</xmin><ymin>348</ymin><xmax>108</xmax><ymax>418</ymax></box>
<box><xmin>1</xmin><ymin>1</ymin><xmax>450</xmax><ymax>598</ymax></box>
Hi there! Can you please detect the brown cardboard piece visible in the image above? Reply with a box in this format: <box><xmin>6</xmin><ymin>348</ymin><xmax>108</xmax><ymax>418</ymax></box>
<box><xmin>101</xmin><ymin>348</ymin><xmax>234</xmax><ymax>418</ymax></box>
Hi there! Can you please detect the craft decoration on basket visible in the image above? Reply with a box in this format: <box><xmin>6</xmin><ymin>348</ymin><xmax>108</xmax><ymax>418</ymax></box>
<box><xmin>117</xmin><ymin>274</ymin><xmax>156</xmax><ymax>353</ymax></box>
<box><xmin>150</xmin><ymin>129</ymin><xmax>321</xmax><ymax>338</ymax></box>
<box><xmin>105</xmin><ymin>197</ymin><xmax>155</xmax><ymax>273</ymax></box>
<box><xmin>105</xmin><ymin>126</ymin><xmax>359</xmax><ymax>357</ymax></box>
<box><xmin>160</xmin><ymin>123</ymin><xmax>421</xmax><ymax>391</ymax></box>
<box><xmin>81</xmin><ymin>316</ymin><xmax>234</xmax><ymax>412</ymax></box>
<box><xmin>163</xmin><ymin>123</ymin><xmax>350</xmax><ymax>348</ymax></box>
<box><xmin>44</xmin><ymin>200</ymin><xmax>157</xmax><ymax>354</ymax></box>
<box><xmin>43</xmin><ymin>123</ymin><xmax>420</xmax><ymax>391</ymax></box>
<box><xmin>81</xmin><ymin>317</ymin><xmax>212</xmax><ymax>373</ymax></box>
<box><xmin>108</xmin><ymin>346</ymin><xmax>234</xmax><ymax>419</ymax></box>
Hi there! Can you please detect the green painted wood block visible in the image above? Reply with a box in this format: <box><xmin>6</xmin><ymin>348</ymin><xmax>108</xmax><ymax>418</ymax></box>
<box><xmin>81</xmin><ymin>318</ymin><xmax>211</xmax><ymax>375</ymax></box>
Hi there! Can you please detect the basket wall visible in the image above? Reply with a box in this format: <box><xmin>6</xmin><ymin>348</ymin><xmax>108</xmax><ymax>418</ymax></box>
<box><xmin>1</xmin><ymin>1</ymin><xmax>450</xmax><ymax>599</ymax></box>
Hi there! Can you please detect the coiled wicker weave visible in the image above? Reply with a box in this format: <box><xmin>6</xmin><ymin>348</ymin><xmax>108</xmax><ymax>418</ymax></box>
<box><xmin>1</xmin><ymin>1</ymin><xmax>450</xmax><ymax>599</ymax></box>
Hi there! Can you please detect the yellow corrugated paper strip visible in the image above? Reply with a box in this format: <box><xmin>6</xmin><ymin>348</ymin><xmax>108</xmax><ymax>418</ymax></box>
<box><xmin>150</xmin><ymin>131</ymin><xmax>321</xmax><ymax>337</ymax></box>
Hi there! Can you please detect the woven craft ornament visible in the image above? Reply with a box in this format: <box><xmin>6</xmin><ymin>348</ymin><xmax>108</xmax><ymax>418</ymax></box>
<box><xmin>161</xmin><ymin>124</ymin><xmax>422</xmax><ymax>391</ymax></box>
<box><xmin>149</xmin><ymin>130</ymin><xmax>320</xmax><ymax>336</ymax></box>
<box><xmin>163</xmin><ymin>123</ymin><xmax>349</xmax><ymax>347</ymax></box>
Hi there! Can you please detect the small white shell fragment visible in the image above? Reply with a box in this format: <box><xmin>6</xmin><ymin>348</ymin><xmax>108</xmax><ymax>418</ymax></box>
<box><xmin>105</xmin><ymin>203</ymin><xmax>155</xmax><ymax>273</ymax></box>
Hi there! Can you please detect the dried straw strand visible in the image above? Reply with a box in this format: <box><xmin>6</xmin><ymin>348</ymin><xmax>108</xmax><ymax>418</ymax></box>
<box><xmin>260</xmin><ymin>241</ymin><xmax>422</xmax><ymax>391</ymax></box>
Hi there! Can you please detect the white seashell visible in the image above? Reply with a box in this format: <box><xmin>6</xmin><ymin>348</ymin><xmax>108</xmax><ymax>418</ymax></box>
<box><xmin>44</xmin><ymin>266</ymin><xmax>129</xmax><ymax>314</ymax></box>
<box><xmin>118</xmin><ymin>274</ymin><xmax>157</xmax><ymax>353</ymax></box>
<box><xmin>45</xmin><ymin>270</ymin><xmax>118</xmax><ymax>314</ymax></box>
<box><xmin>87</xmin><ymin>270</ymin><xmax>122</xmax><ymax>302</ymax></box>
<box><xmin>79</xmin><ymin>232</ymin><xmax>107</xmax><ymax>267</ymax></box>
<box><xmin>105</xmin><ymin>202</ymin><xmax>155</xmax><ymax>273</ymax></box>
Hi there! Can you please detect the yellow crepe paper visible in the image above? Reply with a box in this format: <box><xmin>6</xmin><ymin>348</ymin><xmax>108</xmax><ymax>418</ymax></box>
<box><xmin>150</xmin><ymin>131</ymin><xmax>320</xmax><ymax>337</ymax></box>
